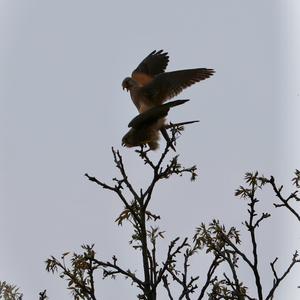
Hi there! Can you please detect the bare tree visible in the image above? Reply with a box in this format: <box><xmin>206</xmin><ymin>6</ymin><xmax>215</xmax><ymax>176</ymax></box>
<box><xmin>44</xmin><ymin>129</ymin><xmax>300</xmax><ymax>299</ymax></box>
<box><xmin>1</xmin><ymin>129</ymin><xmax>299</xmax><ymax>299</ymax></box>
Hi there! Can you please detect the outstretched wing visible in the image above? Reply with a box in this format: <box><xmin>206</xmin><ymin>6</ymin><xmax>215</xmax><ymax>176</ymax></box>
<box><xmin>132</xmin><ymin>50</ymin><xmax>169</xmax><ymax>86</ymax></box>
<box><xmin>140</xmin><ymin>68</ymin><xmax>215</xmax><ymax>105</ymax></box>
<box><xmin>128</xmin><ymin>99</ymin><xmax>189</xmax><ymax>129</ymax></box>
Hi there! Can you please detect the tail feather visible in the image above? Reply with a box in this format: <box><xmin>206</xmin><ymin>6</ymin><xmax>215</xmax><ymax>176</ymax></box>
<box><xmin>164</xmin><ymin>120</ymin><xmax>199</xmax><ymax>129</ymax></box>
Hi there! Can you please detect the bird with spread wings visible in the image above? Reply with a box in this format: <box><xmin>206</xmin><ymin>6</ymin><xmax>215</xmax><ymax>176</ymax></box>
<box><xmin>122</xmin><ymin>50</ymin><xmax>214</xmax><ymax>150</ymax></box>
<box><xmin>122</xmin><ymin>50</ymin><xmax>215</xmax><ymax>113</ymax></box>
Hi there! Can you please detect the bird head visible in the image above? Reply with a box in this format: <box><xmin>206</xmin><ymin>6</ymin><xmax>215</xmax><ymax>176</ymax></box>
<box><xmin>122</xmin><ymin>77</ymin><xmax>136</xmax><ymax>92</ymax></box>
<box><xmin>122</xmin><ymin>128</ymin><xmax>150</xmax><ymax>148</ymax></box>
<box><xmin>122</xmin><ymin>128</ymin><xmax>159</xmax><ymax>150</ymax></box>
<box><xmin>122</xmin><ymin>130</ymin><xmax>135</xmax><ymax>148</ymax></box>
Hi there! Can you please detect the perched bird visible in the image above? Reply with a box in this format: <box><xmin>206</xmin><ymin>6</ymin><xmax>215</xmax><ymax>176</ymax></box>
<box><xmin>122</xmin><ymin>99</ymin><xmax>190</xmax><ymax>150</ymax></box>
<box><xmin>122</xmin><ymin>50</ymin><xmax>214</xmax><ymax>150</ymax></box>
<box><xmin>122</xmin><ymin>50</ymin><xmax>215</xmax><ymax>113</ymax></box>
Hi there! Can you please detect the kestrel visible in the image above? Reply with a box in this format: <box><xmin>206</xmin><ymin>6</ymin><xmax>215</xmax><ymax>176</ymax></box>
<box><xmin>122</xmin><ymin>99</ymin><xmax>190</xmax><ymax>150</ymax></box>
<box><xmin>122</xmin><ymin>50</ymin><xmax>215</xmax><ymax>113</ymax></box>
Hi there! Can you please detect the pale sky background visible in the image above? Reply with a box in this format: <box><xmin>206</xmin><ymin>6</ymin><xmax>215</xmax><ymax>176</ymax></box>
<box><xmin>0</xmin><ymin>1</ymin><xmax>299</xmax><ymax>299</ymax></box>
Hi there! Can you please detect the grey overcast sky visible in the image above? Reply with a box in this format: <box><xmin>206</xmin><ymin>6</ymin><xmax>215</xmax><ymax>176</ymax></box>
<box><xmin>0</xmin><ymin>1</ymin><xmax>299</xmax><ymax>299</ymax></box>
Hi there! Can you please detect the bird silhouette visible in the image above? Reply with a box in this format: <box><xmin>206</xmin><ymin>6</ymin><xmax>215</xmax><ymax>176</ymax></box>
<box><xmin>122</xmin><ymin>99</ymin><xmax>191</xmax><ymax>150</ymax></box>
<box><xmin>122</xmin><ymin>50</ymin><xmax>214</xmax><ymax>113</ymax></box>
<box><xmin>122</xmin><ymin>50</ymin><xmax>214</xmax><ymax>150</ymax></box>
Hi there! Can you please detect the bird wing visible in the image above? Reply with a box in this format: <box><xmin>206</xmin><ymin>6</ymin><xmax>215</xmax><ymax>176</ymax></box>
<box><xmin>128</xmin><ymin>99</ymin><xmax>189</xmax><ymax>129</ymax></box>
<box><xmin>139</xmin><ymin>68</ymin><xmax>215</xmax><ymax>105</ymax></box>
<box><xmin>131</xmin><ymin>50</ymin><xmax>169</xmax><ymax>86</ymax></box>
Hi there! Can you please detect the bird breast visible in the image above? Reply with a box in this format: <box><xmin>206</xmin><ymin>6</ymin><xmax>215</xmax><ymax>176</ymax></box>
<box><xmin>130</xmin><ymin>88</ymin><xmax>154</xmax><ymax>113</ymax></box>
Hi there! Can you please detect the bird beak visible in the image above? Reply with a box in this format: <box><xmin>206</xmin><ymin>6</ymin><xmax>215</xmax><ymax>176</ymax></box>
<box><xmin>122</xmin><ymin>84</ymin><xmax>129</xmax><ymax>92</ymax></box>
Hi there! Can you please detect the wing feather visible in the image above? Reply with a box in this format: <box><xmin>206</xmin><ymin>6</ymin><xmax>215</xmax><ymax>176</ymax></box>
<box><xmin>140</xmin><ymin>68</ymin><xmax>215</xmax><ymax>104</ymax></box>
<box><xmin>132</xmin><ymin>50</ymin><xmax>169</xmax><ymax>85</ymax></box>
<box><xmin>128</xmin><ymin>100</ymin><xmax>189</xmax><ymax>128</ymax></box>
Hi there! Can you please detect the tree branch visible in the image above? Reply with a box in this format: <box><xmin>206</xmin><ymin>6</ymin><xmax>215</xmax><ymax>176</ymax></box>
<box><xmin>267</xmin><ymin>176</ymin><xmax>300</xmax><ymax>222</ymax></box>
<box><xmin>265</xmin><ymin>251</ymin><xmax>300</xmax><ymax>300</ymax></box>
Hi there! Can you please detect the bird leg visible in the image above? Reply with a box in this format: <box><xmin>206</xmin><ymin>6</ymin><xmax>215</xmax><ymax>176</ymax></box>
<box><xmin>160</xmin><ymin>127</ymin><xmax>176</xmax><ymax>152</ymax></box>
